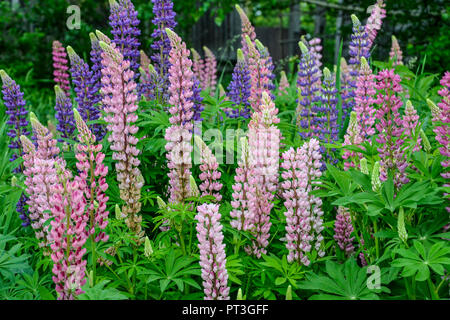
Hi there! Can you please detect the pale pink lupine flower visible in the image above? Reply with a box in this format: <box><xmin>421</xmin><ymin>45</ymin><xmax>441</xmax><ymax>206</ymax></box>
<box><xmin>195</xmin><ymin>203</ymin><xmax>230</xmax><ymax>300</ymax></box>
<box><xmin>191</xmin><ymin>48</ymin><xmax>205</xmax><ymax>88</ymax></box>
<box><xmin>365</xmin><ymin>0</ymin><xmax>386</xmax><ymax>50</ymax></box>
<box><xmin>389</xmin><ymin>35</ymin><xmax>403</xmax><ymax>66</ymax></box>
<box><xmin>342</xmin><ymin>111</ymin><xmax>365</xmax><ymax>170</ymax></box>
<box><xmin>354</xmin><ymin>57</ymin><xmax>377</xmax><ymax>138</ymax></box>
<box><xmin>402</xmin><ymin>100</ymin><xmax>422</xmax><ymax>152</ymax></box>
<box><xmin>278</xmin><ymin>71</ymin><xmax>290</xmax><ymax>96</ymax></box>
<box><xmin>235</xmin><ymin>5</ymin><xmax>256</xmax><ymax>58</ymax></box>
<box><xmin>52</xmin><ymin>40</ymin><xmax>70</xmax><ymax>94</ymax></box>
<box><xmin>203</xmin><ymin>46</ymin><xmax>217</xmax><ymax>92</ymax></box>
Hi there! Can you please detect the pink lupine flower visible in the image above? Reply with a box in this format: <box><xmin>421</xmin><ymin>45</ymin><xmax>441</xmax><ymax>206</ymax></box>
<box><xmin>278</xmin><ymin>71</ymin><xmax>289</xmax><ymax>96</ymax></box>
<box><xmin>52</xmin><ymin>40</ymin><xmax>70</xmax><ymax>95</ymax></box>
<box><xmin>309</xmin><ymin>37</ymin><xmax>323</xmax><ymax>72</ymax></box>
<box><xmin>73</xmin><ymin>109</ymin><xmax>109</xmax><ymax>243</ymax></box>
<box><xmin>194</xmin><ymin>135</ymin><xmax>223</xmax><ymax>202</ymax></box>
<box><xmin>375</xmin><ymin>69</ymin><xmax>409</xmax><ymax>188</ymax></box>
<box><xmin>203</xmin><ymin>46</ymin><xmax>217</xmax><ymax>92</ymax></box>
<box><xmin>333</xmin><ymin>206</ymin><xmax>355</xmax><ymax>256</ymax></box>
<box><xmin>354</xmin><ymin>57</ymin><xmax>376</xmax><ymax>138</ymax></box>
<box><xmin>402</xmin><ymin>101</ymin><xmax>422</xmax><ymax>152</ymax></box>
<box><xmin>50</xmin><ymin>169</ymin><xmax>88</xmax><ymax>300</ymax></box>
<box><xmin>389</xmin><ymin>35</ymin><xmax>403</xmax><ymax>66</ymax></box>
<box><xmin>246</xmin><ymin>36</ymin><xmax>271</xmax><ymax>114</ymax></box>
<box><xmin>365</xmin><ymin>0</ymin><xmax>386</xmax><ymax>50</ymax></box>
<box><xmin>280</xmin><ymin>139</ymin><xmax>324</xmax><ymax>266</ymax></box>
<box><xmin>235</xmin><ymin>4</ymin><xmax>256</xmax><ymax>58</ymax></box>
<box><xmin>195</xmin><ymin>203</ymin><xmax>230</xmax><ymax>300</ymax></box>
<box><xmin>99</xmin><ymin>40</ymin><xmax>143</xmax><ymax>238</ymax></box>
<box><xmin>191</xmin><ymin>48</ymin><xmax>205</xmax><ymax>88</ymax></box>
<box><xmin>245</xmin><ymin>92</ymin><xmax>280</xmax><ymax>258</ymax></box>
<box><xmin>230</xmin><ymin>137</ymin><xmax>256</xmax><ymax>231</ymax></box>
<box><xmin>164</xmin><ymin>28</ymin><xmax>195</xmax><ymax>204</ymax></box>
<box><xmin>342</xmin><ymin>111</ymin><xmax>364</xmax><ymax>170</ymax></box>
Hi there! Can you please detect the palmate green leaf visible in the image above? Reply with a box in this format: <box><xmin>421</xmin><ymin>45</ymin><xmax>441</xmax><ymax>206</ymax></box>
<box><xmin>78</xmin><ymin>280</ymin><xmax>128</xmax><ymax>300</ymax></box>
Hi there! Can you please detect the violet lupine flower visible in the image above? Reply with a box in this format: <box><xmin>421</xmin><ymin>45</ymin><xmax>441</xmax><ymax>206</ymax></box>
<box><xmin>278</xmin><ymin>71</ymin><xmax>289</xmax><ymax>96</ymax></box>
<box><xmin>348</xmin><ymin>14</ymin><xmax>370</xmax><ymax>78</ymax></box>
<box><xmin>334</xmin><ymin>206</ymin><xmax>355</xmax><ymax>256</ymax></box>
<box><xmin>402</xmin><ymin>100</ymin><xmax>422</xmax><ymax>152</ymax></box>
<box><xmin>139</xmin><ymin>63</ymin><xmax>158</xmax><ymax>101</ymax></box>
<box><xmin>227</xmin><ymin>49</ymin><xmax>251</xmax><ymax>119</ymax></box>
<box><xmin>164</xmin><ymin>29</ymin><xmax>194</xmax><ymax>204</ymax></box>
<box><xmin>190</xmin><ymin>77</ymin><xmax>204</xmax><ymax>121</ymax></box>
<box><xmin>194</xmin><ymin>136</ymin><xmax>223</xmax><ymax>202</ymax></box>
<box><xmin>280</xmin><ymin>139</ymin><xmax>325</xmax><ymax>266</ymax></box>
<box><xmin>246</xmin><ymin>36</ymin><xmax>271</xmax><ymax>114</ymax></box>
<box><xmin>100</xmin><ymin>41</ymin><xmax>144</xmax><ymax>239</ymax></box>
<box><xmin>50</xmin><ymin>170</ymin><xmax>88</xmax><ymax>300</ymax></box>
<box><xmin>230</xmin><ymin>137</ymin><xmax>256</xmax><ymax>232</ymax></box>
<box><xmin>89</xmin><ymin>32</ymin><xmax>103</xmax><ymax>101</ymax></box>
<box><xmin>235</xmin><ymin>5</ymin><xmax>256</xmax><ymax>58</ymax></box>
<box><xmin>340</xmin><ymin>57</ymin><xmax>353</xmax><ymax>124</ymax></box>
<box><xmin>73</xmin><ymin>109</ymin><xmax>109</xmax><ymax>243</ymax></box>
<box><xmin>195</xmin><ymin>203</ymin><xmax>230</xmax><ymax>300</ymax></box>
<box><xmin>245</xmin><ymin>92</ymin><xmax>281</xmax><ymax>258</ymax></box>
<box><xmin>342</xmin><ymin>111</ymin><xmax>364</xmax><ymax>170</ymax></box>
<box><xmin>354</xmin><ymin>57</ymin><xmax>376</xmax><ymax>139</ymax></box>
<box><xmin>109</xmin><ymin>0</ymin><xmax>141</xmax><ymax>76</ymax></box>
<box><xmin>0</xmin><ymin>70</ymin><xmax>31</xmax><ymax>171</ymax></box>
<box><xmin>67</xmin><ymin>46</ymin><xmax>105</xmax><ymax>141</ymax></box>
<box><xmin>151</xmin><ymin>0</ymin><xmax>177</xmax><ymax>103</ymax></box>
<box><xmin>390</xmin><ymin>35</ymin><xmax>403</xmax><ymax>66</ymax></box>
<box><xmin>255</xmin><ymin>40</ymin><xmax>276</xmax><ymax>96</ymax></box>
<box><xmin>54</xmin><ymin>85</ymin><xmax>75</xmax><ymax>140</ymax></box>
<box><xmin>52</xmin><ymin>40</ymin><xmax>70</xmax><ymax>95</ymax></box>
<box><xmin>203</xmin><ymin>46</ymin><xmax>217</xmax><ymax>93</ymax></box>
<box><xmin>365</xmin><ymin>0</ymin><xmax>386</xmax><ymax>50</ymax></box>
<box><xmin>296</xmin><ymin>41</ymin><xmax>321</xmax><ymax>138</ymax></box>
<box><xmin>16</xmin><ymin>194</ymin><xmax>31</xmax><ymax>227</ymax></box>
<box><xmin>375</xmin><ymin>69</ymin><xmax>409</xmax><ymax>188</ymax></box>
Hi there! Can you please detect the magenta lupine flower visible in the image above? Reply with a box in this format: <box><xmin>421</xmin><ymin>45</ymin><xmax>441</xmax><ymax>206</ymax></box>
<box><xmin>342</xmin><ymin>111</ymin><xmax>364</xmax><ymax>170</ymax></box>
<box><xmin>354</xmin><ymin>57</ymin><xmax>376</xmax><ymax>139</ymax></box>
<box><xmin>50</xmin><ymin>171</ymin><xmax>88</xmax><ymax>300</ymax></box>
<box><xmin>246</xmin><ymin>36</ymin><xmax>270</xmax><ymax>114</ymax></box>
<box><xmin>280</xmin><ymin>139</ymin><xmax>325</xmax><ymax>265</ymax></box>
<box><xmin>100</xmin><ymin>40</ymin><xmax>143</xmax><ymax>238</ymax></box>
<box><xmin>245</xmin><ymin>92</ymin><xmax>280</xmax><ymax>258</ymax></box>
<box><xmin>73</xmin><ymin>110</ymin><xmax>109</xmax><ymax>243</ymax></box>
<box><xmin>365</xmin><ymin>0</ymin><xmax>386</xmax><ymax>50</ymax></box>
<box><xmin>164</xmin><ymin>29</ymin><xmax>194</xmax><ymax>204</ymax></box>
<box><xmin>278</xmin><ymin>71</ymin><xmax>289</xmax><ymax>96</ymax></box>
<box><xmin>194</xmin><ymin>136</ymin><xmax>223</xmax><ymax>202</ymax></box>
<box><xmin>390</xmin><ymin>35</ymin><xmax>403</xmax><ymax>66</ymax></box>
<box><xmin>54</xmin><ymin>85</ymin><xmax>75</xmax><ymax>140</ymax></box>
<box><xmin>235</xmin><ymin>5</ymin><xmax>256</xmax><ymax>58</ymax></box>
<box><xmin>402</xmin><ymin>100</ymin><xmax>422</xmax><ymax>152</ymax></box>
<box><xmin>230</xmin><ymin>137</ymin><xmax>256</xmax><ymax>231</ymax></box>
<box><xmin>333</xmin><ymin>206</ymin><xmax>355</xmax><ymax>256</ymax></box>
<box><xmin>375</xmin><ymin>69</ymin><xmax>409</xmax><ymax>187</ymax></box>
<box><xmin>52</xmin><ymin>40</ymin><xmax>70</xmax><ymax>95</ymax></box>
<box><xmin>195</xmin><ymin>203</ymin><xmax>230</xmax><ymax>300</ymax></box>
<box><xmin>203</xmin><ymin>46</ymin><xmax>217</xmax><ymax>93</ymax></box>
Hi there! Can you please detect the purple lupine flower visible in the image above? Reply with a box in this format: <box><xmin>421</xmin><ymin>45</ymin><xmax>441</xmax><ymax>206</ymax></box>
<box><xmin>108</xmin><ymin>0</ymin><xmax>141</xmax><ymax>77</ymax></box>
<box><xmin>255</xmin><ymin>40</ymin><xmax>276</xmax><ymax>97</ymax></box>
<box><xmin>151</xmin><ymin>0</ymin><xmax>177</xmax><ymax>103</ymax></box>
<box><xmin>67</xmin><ymin>46</ymin><xmax>105</xmax><ymax>141</ymax></box>
<box><xmin>227</xmin><ymin>49</ymin><xmax>251</xmax><ymax>119</ymax></box>
<box><xmin>139</xmin><ymin>62</ymin><xmax>158</xmax><ymax>101</ymax></box>
<box><xmin>54</xmin><ymin>85</ymin><xmax>75</xmax><ymax>140</ymax></box>
<box><xmin>195</xmin><ymin>203</ymin><xmax>230</xmax><ymax>300</ymax></box>
<box><xmin>334</xmin><ymin>206</ymin><xmax>355</xmax><ymax>256</ymax></box>
<box><xmin>17</xmin><ymin>194</ymin><xmax>31</xmax><ymax>227</ymax></box>
<box><xmin>296</xmin><ymin>41</ymin><xmax>321</xmax><ymax>139</ymax></box>
<box><xmin>89</xmin><ymin>32</ymin><xmax>103</xmax><ymax>98</ymax></box>
<box><xmin>190</xmin><ymin>76</ymin><xmax>204</xmax><ymax>121</ymax></box>
<box><xmin>340</xmin><ymin>57</ymin><xmax>353</xmax><ymax>124</ymax></box>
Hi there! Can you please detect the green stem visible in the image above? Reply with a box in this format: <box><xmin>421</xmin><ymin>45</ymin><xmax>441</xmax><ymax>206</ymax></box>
<box><xmin>90</xmin><ymin>234</ymin><xmax>96</xmax><ymax>286</ymax></box>
<box><xmin>427</xmin><ymin>278</ymin><xmax>440</xmax><ymax>300</ymax></box>
<box><xmin>373</xmin><ymin>219</ymin><xmax>380</xmax><ymax>260</ymax></box>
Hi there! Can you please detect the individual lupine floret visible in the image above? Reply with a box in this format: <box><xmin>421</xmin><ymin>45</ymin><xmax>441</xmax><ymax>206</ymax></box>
<box><xmin>342</xmin><ymin>111</ymin><xmax>364</xmax><ymax>170</ymax></box>
<box><xmin>52</xmin><ymin>40</ymin><xmax>70</xmax><ymax>94</ymax></box>
<box><xmin>67</xmin><ymin>46</ymin><xmax>105</xmax><ymax>141</ymax></box>
<box><xmin>255</xmin><ymin>39</ymin><xmax>276</xmax><ymax>95</ymax></box>
<box><xmin>99</xmin><ymin>41</ymin><xmax>143</xmax><ymax>239</ymax></box>
<box><xmin>280</xmin><ymin>139</ymin><xmax>324</xmax><ymax>266</ymax></box>
<box><xmin>365</xmin><ymin>0</ymin><xmax>386</xmax><ymax>50</ymax></box>
<box><xmin>278</xmin><ymin>71</ymin><xmax>290</xmax><ymax>96</ymax></box>
<box><xmin>296</xmin><ymin>41</ymin><xmax>321</xmax><ymax>138</ymax></box>
<box><xmin>195</xmin><ymin>203</ymin><xmax>230</xmax><ymax>300</ymax></box>
<box><xmin>108</xmin><ymin>0</ymin><xmax>141</xmax><ymax>76</ymax></box>
<box><xmin>164</xmin><ymin>29</ymin><xmax>195</xmax><ymax>204</ymax></box>
<box><xmin>227</xmin><ymin>49</ymin><xmax>251</xmax><ymax>119</ymax></box>
<box><xmin>203</xmin><ymin>46</ymin><xmax>217</xmax><ymax>92</ymax></box>
<box><xmin>73</xmin><ymin>109</ymin><xmax>109</xmax><ymax>243</ymax></box>
<box><xmin>354</xmin><ymin>57</ymin><xmax>376</xmax><ymax>139</ymax></box>
<box><xmin>402</xmin><ymin>100</ymin><xmax>422</xmax><ymax>152</ymax></box>
<box><xmin>230</xmin><ymin>137</ymin><xmax>256</xmax><ymax>231</ymax></box>
<box><xmin>375</xmin><ymin>69</ymin><xmax>409</xmax><ymax>187</ymax></box>
<box><xmin>333</xmin><ymin>206</ymin><xmax>355</xmax><ymax>256</ymax></box>
<box><xmin>50</xmin><ymin>166</ymin><xmax>88</xmax><ymax>300</ymax></box>
<box><xmin>150</xmin><ymin>0</ymin><xmax>177</xmax><ymax>102</ymax></box>
<box><xmin>194</xmin><ymin>135</ymin><xmax>223</xmax><ymax>202</ymax></box>
<box><xmin>54</xmin><ymin>85</ymin><xmax>75</xmax><ymax>140</ymax></box>
<box><xmin>235</xmin><ymin>5</ymin><xmax>256</xmax><ymax>58</ymax></box>
<box><xmin>389</xmin><ymin>35</ymin><xmax>403</xmax><ymax>66</ymax></box>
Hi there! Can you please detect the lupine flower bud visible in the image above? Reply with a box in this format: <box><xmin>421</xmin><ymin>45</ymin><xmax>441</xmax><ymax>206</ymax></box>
<box><xmin>144</xmin><ymin>236</ymin><xmax>153</xmax><ymax>257</ymax></box>
<box><xmin>115</xmin><ymin>204</ymin><xmax>123</xmax><ymax>220</ymax></box>
<box><xmin>278</xmin><ymin>71</ymin><xmax>289</xmax><ymax>95</ymax></box>
<box><xmin>189</xmin><ymin>175</ymin><xmax>200</xmax><ymax>198</ymax></box>
<box><xmin>156</xmin><ymin>196</ymin><xmax>167</xmax><ymax>210</ymax></box>
<box><xmin>286</xmin><ymin>285</ymin><xmax>292</xmax><ymax>300</ymax></box>
<box><xmin>237</xmin><ymin>288</ymin><xmax>244</xmax><ymax>300</ymax></box>
<box><xmin>419</xmin><ymin>129</ymin><xmax>431</xmax><ymax>153</ymax></box>
<box><xmin>397</xmin><ymin>207</ymin><xmax>408</xmax><ymax>244</ymax></box>
<box><xmin>403</xmin><ymin>100</ymin><xmax>421</xmax><ymax>152</ymax></box>
<box><xmin>342</xmin><ymin>111</ymin><xmax>364</xmax><ymax>170</ymax></box>
<box><xmin>371</xmin><ymin>161</ymin><xmax>381</xmax><ymax>192</ymax></box>
<box><xmin>360</xmin><ymin>158</ymin><xmax>369</xmax><ymax>174</ymax></box>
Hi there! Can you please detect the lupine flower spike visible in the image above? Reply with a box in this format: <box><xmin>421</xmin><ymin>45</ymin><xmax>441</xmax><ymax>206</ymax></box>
<box><xmin>342</xmin><ymin>111</ymin><xmax>364</xmax><ymax>170</ymax></box>
<box><xmin>235</xmin><ymin>5</ymin><xmax>256</xmax><ymax>58</ymax></box>
<box><xmin>54</xmin><ymin>85</ymin><xmax>75</xmax><ymax>140</ymax></box>
<box><xmin>402</xmin><ymin>100</ymin><xmax>421</xmax><ymax>152</ymax></box>
<box><xmin>255</xmin><ymin>39</ymin><xmax>276</xmax><ymax>96</ymax></box>
<box><xmin>278</xmin><ymin>71</ymin><xmax>289</xmax><ymax>96</ymax></box>
<box><xmin>203</xmin><ymin>46</ymin><xmax>217</xmax><ymax>92</ymax></box>
<box><xmin>365</xmin><ymin>0</ymin><xmax>386</xmax><ymax>50</ymax></box>
<box><xmin>390</xmin><ymin>35</ymin><xmax>403</xmax><ymax>66</ymax></box>
<box><xmin>227</xmin><ymin>49</ymin><xmax>251</xmax><ymax>118</ymax></box>
<box><xmin>334</xmin><ymin>206</ymin><xmax>355</xmax><ymax>256</ymax></box>
<box><xmin>354</xmin><ymin>57</ymin><xmax>376</xmax><ymax>139</ymax></box>
<box><xmin>52</xmin><ymin>40</ymin><xmax>70</xmax><ymax>95</ymax></box>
